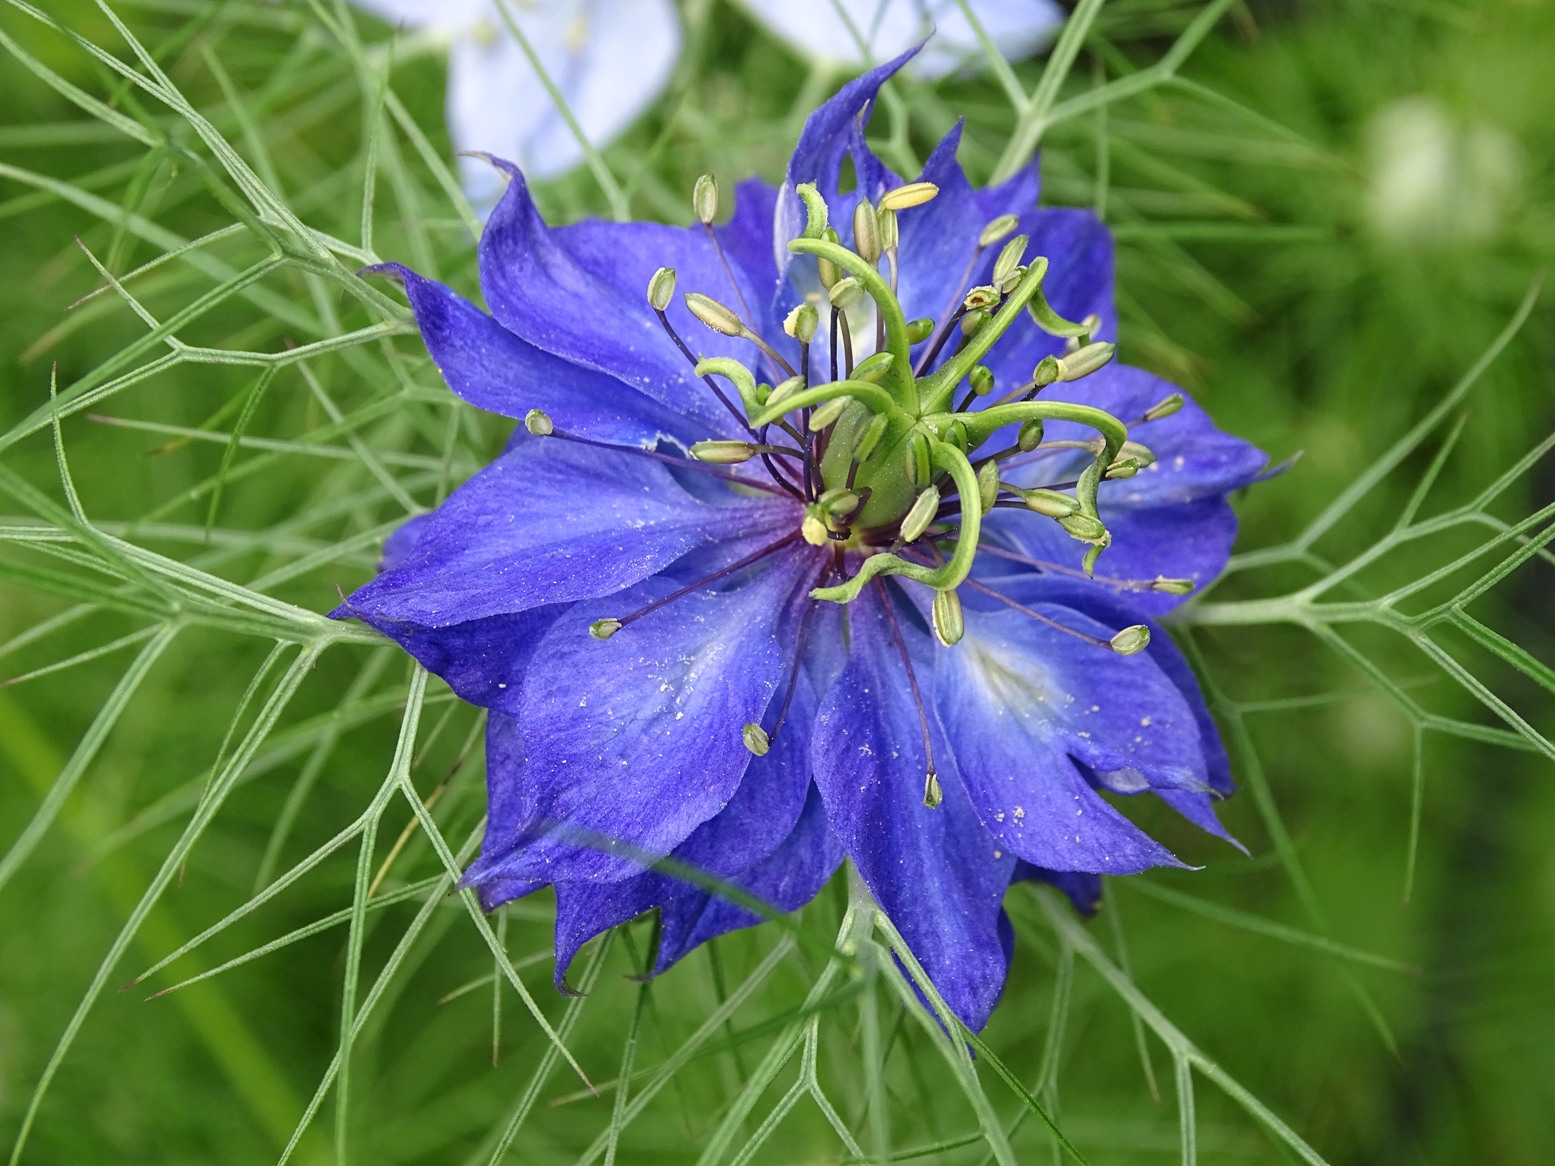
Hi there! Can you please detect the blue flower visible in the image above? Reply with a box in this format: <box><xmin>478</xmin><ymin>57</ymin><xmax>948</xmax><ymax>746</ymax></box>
<box><xmin>335</xmin><ymin>51</ymin><xmax>1266</xmax><ymax>1031</ymax></box>
<box><xmin>736</xmin><ymin>0</ymin><xmax>1064</xmax><ymax>79</ymax></box>
<box><xmin>348</xmin><ymin>0</ymin><xmax>681</xmax><ymax>201</ymax></box>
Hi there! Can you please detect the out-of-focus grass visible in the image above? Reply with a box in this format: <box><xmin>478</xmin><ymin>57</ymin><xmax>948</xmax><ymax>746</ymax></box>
<box><xmin>1</xmin><ymin>1</ymin><xmax>1551</xmax><ymax>1163</ymax></box>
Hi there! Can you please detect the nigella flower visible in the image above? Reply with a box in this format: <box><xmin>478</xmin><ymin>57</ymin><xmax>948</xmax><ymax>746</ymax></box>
<box><xmin>736</xmin><ymin>0</ymin><xmax>1064</xmax><ymax>79</ymax></box>
<box><xmin>348</xmin><ymin>0</ymin><xmax>680</xmax><ymax>201</ymax></box>
<box><xmin>335</xmin><ymin>50</ymin><xmax>1267</xmax><ymax>1031</ymax></box>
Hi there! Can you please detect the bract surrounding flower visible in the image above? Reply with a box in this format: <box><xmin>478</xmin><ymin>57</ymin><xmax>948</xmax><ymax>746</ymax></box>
<box><xmin>335</xmin><ymin>50</ymin><xmax>1266</xmax><ymax>1031</ymax></box>
<box><xmin>349</xmin><ymin>0</ymin><xmax>680</xmax><ymax>201</ymax></box>
<box><xmin>735</xmin><ymin>0</ymin><xmax>1063</xmax><ymax>78</ymax></box>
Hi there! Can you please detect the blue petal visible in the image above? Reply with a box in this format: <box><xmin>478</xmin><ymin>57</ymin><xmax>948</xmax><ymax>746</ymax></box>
<box><xmin>545</xmin><ymin>673</ymin><xmax>824</xmax><ymax>987</ymax></box>
<box><xmin>894</xmin><ymin>124</ymin><xmax>986</xmax><ymax>327</ymax></box>
<box><xmin>380</xmin><ymin>606</ymin><xmax>565</xmax><ymax>717</ymax></box>
<box><xmin>334</xmin><ymin>437</ymin><xmax>784</xmax><ymax>628</ymax></box>
<box><xmin>934</xmin><ymin>601</ymin><xmax>1200</xmax><ymax>874</ymax></box>
<box><xmin>461</xmin><ymin>549</ymin><xmax>812</xmax><ymax>887</ymax></box>
<box><xmin>479</xmin><ymin>163</ymin><xmax>785</xmax><ymax>432</ymax></box>
<box><xmin>655</xmin><ymin>785</ymin><xmax>841</xmax><ymax>972</ymax></box>
<box><xmin>366</xmin><ymin>263</ymin><xmax>698</xmax><ymax>446</ymax></box>
<box><xmin>810</xmin><ymin>589</ymin><xmax>1015</xmax><ymax>1032</ymax></box>
<box><xmin>775</xmin><ymin>47</ymin><xmax>918</xmax><ymax>255</ymax></box>
<box><xmin>964</xmin><ymin>575</ymin><xmax>1242</xmax><ymax>847</ymax></box>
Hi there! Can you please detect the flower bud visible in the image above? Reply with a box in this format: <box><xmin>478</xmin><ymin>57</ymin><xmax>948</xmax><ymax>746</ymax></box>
<box><xmin>852</xmin><ymin>351</ymin><xmax>896</xmax><ymax>384</ymax></box>
<box><xmin>828</xmin><ymin>277</ymin><xmax>864</xmax><ymax>311</ymax></box>
<box><xmin>878</xmin><ymin>181</ymin><xmax>939</xmax><ymax>211</ymax></box>
<box><xmin>691</xmin><ymin>440</ymin><xmax>757</xmax><ymax>464</ymax></box>
<box><xmin>905</xmin><ymin>316</ymin><xmax>935</xmax><ymax>344</ymax></box>
<box><xmin>978</xmin><ymin>213</ymin><xmax>1020</xmax><ymax>248</ymax></box>
<box><xmin>1020</xmin><ymin>488</ymin><xmax>1079</xmax><ymax>518</ymax></box>
<box><xmin>899</xmin><ymin>485</ymin><xmax>940</xmax><ymax>543</ymax></box>
<box><xmin>932</xmin><ymin>589</ymin><xmax>964</xmax><ymax>647</ymax></box>
<box><xmin>784</xmin><ymin>302</ymin><xmax>819</xmax><ymax>343</ymax></box>
<box><xmin>524</xmin><ymin>408</ymin><xmax>553</xmax><ymax>436</ymax></box>
<box><xmin>693</xmin><ymin>174</ymin><xmax>719</xmax><ymax>225</ymax></box>
<box><xmin>1144</xmin><ymin>393</ymin><xmax>1184</xmax><ymax>421</ymax></box>
<box><xmin>922</xmin><ymin>769</ymin><xmax>943</xmax><ymax>809</ymax></box>
<box><xmin>976</xmin><ymin>459</ymin><xmax>1000</xmax><ymax>514</ymax></box>
<box><xmin>685</xmin><ymin>292</ymin><xmax>744</xmax><ymax>337</ymax></box>
<box><xmin>992</xmin><ymin>234</ymin><xmax>1028</xmax><ymax>286</ymax></box>
<box><xmin>589</xmin><ymin>618</ymin><xmax>622</xmax><ymax>641</ymax></box>
<box><xmin>742</xmin><ymin>722</ymin><xmax>771</xmax><ymax>756</ymax></box>
<box><xmin>646</xmin><ymin>266</ymin><xmax>676</xmax><ymax>312</ymax></box>
<box><xmin>1109</xmin><ymin>625</ymin><xmax>1151</xmax><ymax>655</ymax></box>
<box><xmin>1152</xmin><ymin>576</ymin><xmax>1195</xmax><ymax>595</ymax></box>
<box><xmin>852</xmin><ymin>198</ymin><xmax>881</xmax><ymax>264</ymax></box>
<box><xmin>969</xmin><ymin>364</ymin><xmax>994</xmax><ymax>396</ymax></box>
<box><xmin>1017</xmin><ymin>419</ymin><xmax>1044</xmax><ymax>452</ymax></box>
<box><xmin>1056</xmin><ymin>341</ymin><xmax>1116</xmax><ymax>381</ymax></box>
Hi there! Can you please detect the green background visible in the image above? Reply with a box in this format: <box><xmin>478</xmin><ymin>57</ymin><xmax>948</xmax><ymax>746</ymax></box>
<box><xmin>2</xmin><ymin>1</ymin><xmax>1552</xmax><ymax>1162</ymax></box>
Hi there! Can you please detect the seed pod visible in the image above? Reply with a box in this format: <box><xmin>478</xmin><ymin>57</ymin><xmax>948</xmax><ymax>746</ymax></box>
<box><xmin>646</xmin><ymin>266</ymin><xmax>676</xmax><ymax>311</ymax></box>
<box><xmin>692</xmin><ymin>174</ymin><xmax>719</xmax><ymax>225</ymax></box>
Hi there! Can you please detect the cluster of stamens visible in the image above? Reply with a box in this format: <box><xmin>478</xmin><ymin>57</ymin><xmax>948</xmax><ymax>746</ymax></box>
<box><xmin>522</xmin><ymin>175</ymin><xmax>1196</xmax><ymax>803</ymax></box>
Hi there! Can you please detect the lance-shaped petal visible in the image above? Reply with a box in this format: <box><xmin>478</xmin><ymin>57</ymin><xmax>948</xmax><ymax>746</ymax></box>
<box><xmin>336</xmin><ymin>439</ymin><xmax>785</xmax><ymax>629</ymax></box>
<box><xmin>811</xmin><ymin>590</ymin><xmax>1015</xmax><ymax>1031</ymax></box>
<box><xmin>934</xmin><ymin>602</ymin><xmax>1201</xmax><ymax>874</ymax></box>
<box><xmin>367</xmin><ymin>263</ymin><xmax>699</xmax><ymax>446</ymax></box>
<box><xmin>460</xmin><ymin>550</ymin><xmax>810</xmax><ymax>887</ymax></box>
<box><xmin>480</xmin><ymin>164</ymin><xmax>785</xmax><ymax>433</ymax></box>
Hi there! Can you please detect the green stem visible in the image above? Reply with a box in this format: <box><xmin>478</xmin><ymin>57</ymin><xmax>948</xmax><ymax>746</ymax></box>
<box><xmin>942</xmin><ymin>400</ymin><xmax>1128</xmax><ymax>458</ymax></box>
<box><xmin>787</xmin><ymin>237</ymin><xmax>914</xmax><ymax>405</ymax></box>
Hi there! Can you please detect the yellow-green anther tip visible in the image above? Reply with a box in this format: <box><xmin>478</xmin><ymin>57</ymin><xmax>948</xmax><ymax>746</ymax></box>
<box><xmin>978</xmin><ymin>213</ymin><xmax>1020</xmax><ymax>248</ymax></box>
<box><xmin>647</xmin><ymin>266</ymin><xmax>676</xmax><ymax>311</ymax></box>
<box><xmin>691</xmin><ymin>440</ymin><xmax>757</xmax><ymax>464</ymax></box>
<box><xmin>589</xmin><ymin>618</ymin><xmax>622</xmax><ymax>641</ymax></box>
<box><xmin>932</xmin><ymin>589</ymin><xmax>964</xmax><ymax>647</ymax></box>
<box><xmin>685</xmin><ymin>292</ymin><xmax>744</xmax><ymax>337</ymax></box>
<box><xmin>1152</xmin><ymin>576</ymin><xmax>1195</xmax><ymax>595</ymax></box>
<box><xmin>879</xmin><ymin>181</ymin><xmax>939</xmax><ymax>211</ymax></box>
<box><xmin>900</xmin><ymin>485</ymin><xmax>940</xmax><ymax>544</ymax></box>
<box><xmin>742</xmin><ymin>722</ymin><xmax>771</xmax><ymax>757</ymax></box>
<box><xmin>1144</xmin><ymin>393</ymin><xmax>1184</xmax><ymax>421</ymax></box>
<box><xmin>524</xmin><ymin>408</ymin><xmax>553</xmax><ymax>436</ymax></box>
<box><xmin>905</xmin><ymin>317</ymin><xmax>935</xmax><ymax>344</ymax></box>
<box><xmin>1109</xmin><ymin>625</ymin><xmax>1151</xmax><ymax>655</ymax></box>
<box><xmin>693</xmin><ymin>174</ymin><xmax>719</xmax><ymax>225</ymax></box>
<box><xmin>922</xmin><ymin>770</ymin><xmax>944</xmax><ymax>809</ymax></box>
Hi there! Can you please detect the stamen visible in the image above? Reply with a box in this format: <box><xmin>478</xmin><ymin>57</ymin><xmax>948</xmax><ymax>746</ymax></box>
<box><xmin>974</xmin><ymin>543</ymin><xmax>1196</xmax><ymax>596</ymax></box>
<box><xmin>875</xmin><ymin>581</ymin><xmax>940</xmax><ymax>809</ymax></box>
<box><xmin>764</xmin><ymin>570</ymin><xmax>825</xmax><ymax>742</ymax></box>
<box><xmin>598</xmin><ymin>533</ymin><xmax>801</xmax><ymax>635</ymax></box>
<box><xmin>540</xmin><ymin>425</ymin><xmax>794</xmax><ymax>497</ymax></box>
<box><xmin>654</xmin><ymin>306</ymin><xmax>755</xmax><ymax>435</ymax></box>
<box><xmin>959</xmin><ymin>575</ymin><xmax>1123</xmax><ymax>651</ymax></box>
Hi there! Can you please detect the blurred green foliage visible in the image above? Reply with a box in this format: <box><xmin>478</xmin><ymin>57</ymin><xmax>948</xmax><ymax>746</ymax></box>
<box><xmin>1</xmin><ymin>1</ymin><xmax>1551</xmax><ymax>1163</ymax></box>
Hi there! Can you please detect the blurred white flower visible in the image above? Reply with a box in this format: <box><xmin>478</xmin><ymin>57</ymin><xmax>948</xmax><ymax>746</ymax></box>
<box><xmin>1364</xmin><ymin>96</ymin><xmax>1523</xmax><ymax>249</ymax></box>
<box><xmin>733</xmin><ymin>0</ymin><xmax>1064</xmax><ymax>79</ymax></box>
<box><xmin>351</xmin><ymin>0</ymin><xmax>681</xmax><ymax>201</ymax></box>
